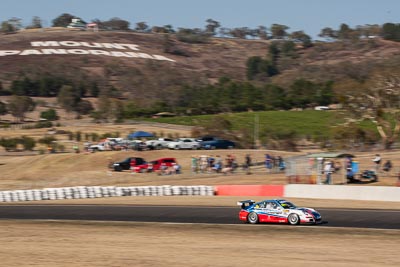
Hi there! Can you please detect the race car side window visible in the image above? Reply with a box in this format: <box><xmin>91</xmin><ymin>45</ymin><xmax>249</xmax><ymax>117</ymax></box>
<box><xmin>266</xmin><ymin>201</ymin><xmax>277</xmax><ymax>209</ymax></box>
<box><xmin>254</xmin><ymin>202</ymin><xmax>265</xmax><ymax>209</ymax></box>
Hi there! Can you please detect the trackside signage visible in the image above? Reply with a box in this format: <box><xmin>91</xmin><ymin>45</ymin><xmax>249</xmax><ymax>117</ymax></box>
<box><xmin>0</xmin><ymin>41</ymin><xmax>176</xmax><ymax>62</ymax></box>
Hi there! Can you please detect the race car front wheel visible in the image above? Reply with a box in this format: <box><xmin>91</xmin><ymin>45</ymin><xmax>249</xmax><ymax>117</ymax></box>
<box><xmin>288</xmin><ymin>213</ymin><xmax>300</xmax><ymax>225</ymax></box>
<box><xmin>247</xmin><ymin>212</ymin><xmax>259</xmax><ymax>224</ymax></box>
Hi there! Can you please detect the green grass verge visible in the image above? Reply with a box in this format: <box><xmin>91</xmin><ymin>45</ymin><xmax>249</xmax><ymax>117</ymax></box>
<box><xmin>143</xmin><ymin>110</ymin><xmax>345</xmax><ymax>139</ymax></box>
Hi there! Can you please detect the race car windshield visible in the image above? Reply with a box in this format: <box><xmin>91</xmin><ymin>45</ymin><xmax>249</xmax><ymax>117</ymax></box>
<box><xmin>279</xmin><ymin>201</ymin><xmax>296</xmax><ymax>209</ymax></box>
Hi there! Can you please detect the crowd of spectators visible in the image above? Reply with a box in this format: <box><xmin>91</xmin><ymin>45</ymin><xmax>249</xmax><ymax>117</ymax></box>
<box><xmin>189</xmin><ymin>154</ymin><xmax>286</xmax><ymax>175</ymax></box>
<box><xmin>190</xmin><ymin>154</ymin><xmax>238</xmax><ymax>174</ymax></box>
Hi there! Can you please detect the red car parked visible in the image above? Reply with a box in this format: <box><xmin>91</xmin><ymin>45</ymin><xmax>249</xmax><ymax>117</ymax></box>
<box><xmin>133</xmin><ymin>157</ymin><xmax>177</xmax><ymax>173</ymax></box>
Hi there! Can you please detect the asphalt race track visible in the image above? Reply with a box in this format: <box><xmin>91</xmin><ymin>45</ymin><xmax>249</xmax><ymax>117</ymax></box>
<box><xmin>0</xmin><ymin>205</ymin><xmax>399</xmax><ymax>229</ymax></box>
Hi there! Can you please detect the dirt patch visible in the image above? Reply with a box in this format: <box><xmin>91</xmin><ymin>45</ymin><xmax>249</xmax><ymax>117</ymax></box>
<box><xmin>0</xmin><ymin>220</ymin><xmax>399</xmax><ymax>267</ymax></box>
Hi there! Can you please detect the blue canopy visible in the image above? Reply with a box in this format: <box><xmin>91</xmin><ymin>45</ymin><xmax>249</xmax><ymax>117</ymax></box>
<box><xmin>127</xmin><ymin>131</ymin><xmax>154</xmax><ymax>139</ymax></box>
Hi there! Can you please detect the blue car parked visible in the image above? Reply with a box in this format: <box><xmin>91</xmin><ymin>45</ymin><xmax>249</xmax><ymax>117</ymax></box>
<box><xmin>200</xmin><ymin>139</ymin><xmax>235</xmax><ymax>149</ymax></box>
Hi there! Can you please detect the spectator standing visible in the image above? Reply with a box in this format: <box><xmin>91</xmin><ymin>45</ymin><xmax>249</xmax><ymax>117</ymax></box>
<box><xmin>244</xmin><ymin>154</ymin><xmax>252</xmax><ymax>174</ymax></box>
<box><xmin>191</xmin><ymin>156</ymin><xmax>198</xmax><ymax>174</ymax></box>
<box><xmin>173</xmin><ymin>163</ymin><xmax>181</xmax><ymax>174</ymax></box>
<box><xmin>207</xmin><ymin>155</ymin><xmax>215</xmax><ymax>173</ymax></box>
<box><xmin>199</xmin><ymin>155</ymin><xmax>208</xmax><ymax>173</ymax></box>
<box><xmin>383</xmin><ymin>160</ymin><xmax>392</xmax><ymax>173</ymax></box>
<box><xmin>372</xmin><ymin>154</ymin><xmax>382</xmax><ymax>173</ymax></box>
<box><xmin>212</xmin><ymin>155</ymin><xmax>222</xmax><ymax>173</ymax></box>
<box><xmin>346</xmin><ymin>157</ymin><xmax>356</xmax><ymax>183</ymax></box>
<box><xmin>324</xmin><ymin>160</ymin><xmax>333</xmax><ymax>184</ymax></box>
<box><xmin>278</xmin><ymin>156</ymin><xmax>286</xmax><ymax>171</ymax></box>
<box><xmin>265</xmin><ymin>154</ymin><xmax>272</xmax><ymax>172</ymax></box>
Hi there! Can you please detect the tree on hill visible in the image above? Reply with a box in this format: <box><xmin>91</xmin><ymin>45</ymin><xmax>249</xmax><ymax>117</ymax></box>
<box><xmin>52</xmin><ymin>13</ymin><xmax>76</xmax><ymax>27</ymax></box>
<box><xmin>26</xmin><ymin>16</ymin><xmax>42</xmax><ymax>29</ymax></box>
<box><xmin>1</xmin><ymin>21</ymin><xmax>15</xmax><ymax>33</ymax></box>
<box><xmin>7</xmin><ymin>95</ymin><xmax>35</xmax><ymax>122</ymax></box>
<box><xmin>1</xmin><ymin>17</ymin><xmax>21</xmax><ymax>33</ymax></box>
<box><xmin>176</xmin><ymin>28</ymin><xmax>210</xmax><ymax>43</ymax></box>
<box><xmin>290</xmin><ymin>30</ymin><xmax>313</xmax><ymax>48</ymax></box>
<box><xmin>228</xmin><ymin>27</ymin><xmax>253</xmax><ymax>39</ymax></box>
<box><xmin>270</xmin><ymin>24</ymin><xmax>289</xmax><ymax>39</ymax></box>
<box><xmin>255</xmin><ymin>25</ymin><xmax>269</xmax><ymax>40</ymax></box>
<box><xmin>382</xmin><ymin>23</ymin><xmax>400</xmax><ymax>42</ymax></box>
<box><xmin>205</xmin><ymin>19</ymin><xmax>220</xmax><ymax>36</ymax></box>
<box><xmin>135</xmin><ymin>21</ymin><xmax>149</xmax><ymax>32</ymax></box>
<box><xmin>0</xmin><ymin>101</ymin><xmax>7</xmax><ymax>116</ymax></box>
<box><xmin>102</xmin><ymin>17</ymin><xmax>130</xmax><ymax>31</ymax></box>
<box><xmin>151</xmin><ymin>25</ymin><xmax>175</xmax><ymax>33</ymax></box>
<box><xmin>57</xmin><ymin>85</ymin><xmax>80</xmax><ymax>115</ymax></box>
<box><xmin>339</xmin><ymin>71</ymin><xmax>400</xmax><ymax>149</ymax></box>
<box><xmin>319</xmin><ymin>27</ymin><xmax>338</xmax><ymax>40</ymax></box>
<box><xmin>75</xmin><ymin>100</ymin><xmax>94</xmax><ymax>115</ymax></box>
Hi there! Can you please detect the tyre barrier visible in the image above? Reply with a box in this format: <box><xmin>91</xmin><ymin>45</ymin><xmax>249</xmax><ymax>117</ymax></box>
<box><xmin>0</xmin><ymin>185</ymin><xmax>215</xmax><ymax>202</ymax></box>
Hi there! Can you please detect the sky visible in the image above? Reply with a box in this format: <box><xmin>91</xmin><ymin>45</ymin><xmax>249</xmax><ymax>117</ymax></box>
<box><xmin>0</xmin><ymin>0</ymin><xmax>399</xmax><ymax>39</ymax></box>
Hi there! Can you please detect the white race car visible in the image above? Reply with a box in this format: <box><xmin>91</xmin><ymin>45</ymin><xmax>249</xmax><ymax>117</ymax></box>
<box><xmin>238</xmin><ymin>199</ymin><xmax>322</xmax><ymax>225</ymax></box>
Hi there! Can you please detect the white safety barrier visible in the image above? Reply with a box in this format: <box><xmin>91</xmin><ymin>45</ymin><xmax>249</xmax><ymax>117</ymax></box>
<box><xmin>284</xmin><ymin>184</ymin><xmax>400</xmax><ymax>202</ymax></box>
<box><xmin>0</xmin><ymin>185</ymin><xmax>215</xmax><ymax>202</ymax></box>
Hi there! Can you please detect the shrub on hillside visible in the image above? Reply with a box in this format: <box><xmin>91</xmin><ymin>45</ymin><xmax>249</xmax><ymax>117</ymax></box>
<box><xmin>40</xmin><ymin>109</ymin><xmax>59</xmax><ymax>121</ymax></box>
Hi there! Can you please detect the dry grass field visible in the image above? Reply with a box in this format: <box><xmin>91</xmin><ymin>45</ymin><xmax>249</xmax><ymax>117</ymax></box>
<box><xmin>0</xmin><ymin>220</ymin><xmax>399</xmax><ymax>267</ymax></box>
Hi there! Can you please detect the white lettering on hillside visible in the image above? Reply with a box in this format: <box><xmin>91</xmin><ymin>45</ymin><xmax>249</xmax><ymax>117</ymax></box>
<box><xmin>41</xmin><ymin>49</ymin><xmax>68</xmax><ymax>55</ymax></box>
<box><xmin>89</xmin><ymin>50</ymin><xmax>111</xmax><ymax>56</ymax></box>
<box><xmin>30</xmin><ymin>41</ymin><xmax>140</xmax><ymax>51</ymax></box>
<box><xmin>0</xmin><ymin>50</ymin><xmax>20</xmax><ymax>56</ymax></box>
<box><xmin>0</xmin><ymin>49</ymin><xmax>176</xmax><ymax>62</ymax></box>
<box><xmin>0</xmin><ymin>41</ymin><xmax>176</xmax><ymax>62</ymax></box>
<box><xmin>20</xmin><ymin>50</ymin><xmax>42</xmax><ymax>55</ymax></box>
<box><xmin>31</xmin><ymin>41</ymin><xmax>60</xmax><ymax>47</ymax></box>
<box><xmin>58</xmin><ymin>41</ymin><xmax>81</xmax><ymax>47</ymax></box>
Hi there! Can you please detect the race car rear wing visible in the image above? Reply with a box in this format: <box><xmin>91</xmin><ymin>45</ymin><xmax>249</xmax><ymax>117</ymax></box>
<box><xmin>237</xmin><ymin>200</ymin><xmax>255</xmax><ymax>209</ymax></box>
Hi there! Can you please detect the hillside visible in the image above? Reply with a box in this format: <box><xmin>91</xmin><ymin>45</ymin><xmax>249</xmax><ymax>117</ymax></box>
<box><xmin>1</xmin><ymin>29</ymin><xmax>400</xmax><ymax>101</ymax></box>
<box><xmin>0</xmin><ymin>30</ymin><xmax>268</xmax><ymax>100</ymax></box>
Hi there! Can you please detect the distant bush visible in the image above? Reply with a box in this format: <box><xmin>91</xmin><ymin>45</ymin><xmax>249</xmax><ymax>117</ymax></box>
<box><xmin>40</xmin><ymin>109</ymin><xmax>59</xmax><ymax>121</ymax></box>
<box><xmin>19</xmin><ymin>136</ymin><xmax>36</xmax><ymax>151</ymax></box>
<box><xmin>0</xmin><ymin>136</ymin><xmax>36</xmax><ymax>151</ymax></box>
<box><xmin>176</xmin><ymin>28</ymin><xmax>210</xmax><ymax>43</ymax></box>
<box><xmin>0</xmin><ymin>137</ymin><xmax>18</xmax><ymax>151</ymax></box>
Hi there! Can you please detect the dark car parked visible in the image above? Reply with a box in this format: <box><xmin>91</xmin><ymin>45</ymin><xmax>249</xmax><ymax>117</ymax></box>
<box><xmin>111</xmin><ymin>157</ymin><xmax>146</xmax><ymax>171</ymax></box>
<box><xmin>200</xmin><ymin>139</ymin><xmax>235</xmax><ymax>149</ymax></box>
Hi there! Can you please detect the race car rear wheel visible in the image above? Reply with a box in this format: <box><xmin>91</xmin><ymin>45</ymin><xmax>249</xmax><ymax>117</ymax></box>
<box><xmin>288</xmin><ymin>213</ymin><xmax>300</xmax><ymax>225</ymax></box>
<box><xmin>247</xmin><ymin>212</ymin><xmax>259</xmax><ymax>224</ymax></box>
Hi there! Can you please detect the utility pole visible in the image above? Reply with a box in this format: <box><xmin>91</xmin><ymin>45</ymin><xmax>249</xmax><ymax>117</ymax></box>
<box><xmin>254</xmin><ymin>114</ymin><xmax>259</xmax><ymax>149</ymax></box>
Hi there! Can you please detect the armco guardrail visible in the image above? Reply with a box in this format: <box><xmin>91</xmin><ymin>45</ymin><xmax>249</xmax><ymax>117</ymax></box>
<box><xmin>0</xmin><ymin>185</ymin><xmax>214</xmax><ymax>202</ymax></box>
<box><xmin>284</xmin><ymin>184</ymin><xmax>400</xmax><ymax>202</ymax></box>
